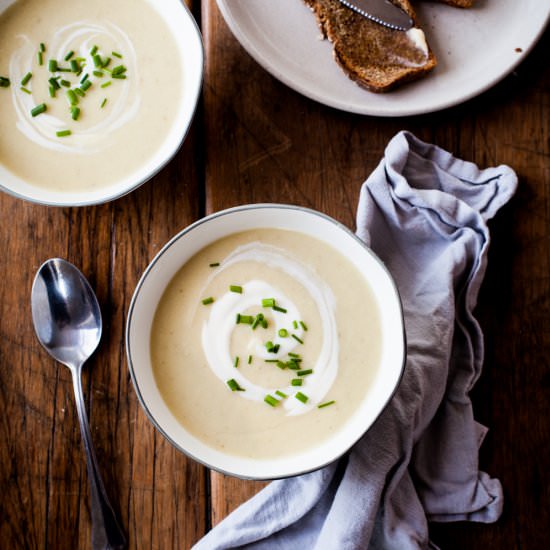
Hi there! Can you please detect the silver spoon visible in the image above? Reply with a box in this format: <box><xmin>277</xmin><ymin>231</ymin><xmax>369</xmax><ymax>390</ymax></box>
<box><xmin>31</xmin><ymin>258</ymin><xmax>126</xmax><ymax>550</ymax></box>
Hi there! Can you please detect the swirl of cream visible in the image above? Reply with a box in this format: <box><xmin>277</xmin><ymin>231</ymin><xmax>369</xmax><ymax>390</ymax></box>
<box><xmin>9</xmin><ymin>21</ymin><xmax>140</xmax><ymax>154</ymax></box>
<box><xmin>200</xmin><ymin>242</ymin><xmax>339</xmax><ymax>416</ymax></box>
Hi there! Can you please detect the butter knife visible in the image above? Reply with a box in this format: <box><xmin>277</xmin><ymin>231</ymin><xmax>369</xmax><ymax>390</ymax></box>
<box><xmin>338</xmin><ymin>0</ymin><xmax>414</xmax><ymax>31</ymax></box>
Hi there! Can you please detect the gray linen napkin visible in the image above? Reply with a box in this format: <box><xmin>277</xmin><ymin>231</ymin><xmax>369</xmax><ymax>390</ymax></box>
<box><xmin>193</xmin><ymin>131</ymin><xmax>518</xmax><ymax>550</ymax></box>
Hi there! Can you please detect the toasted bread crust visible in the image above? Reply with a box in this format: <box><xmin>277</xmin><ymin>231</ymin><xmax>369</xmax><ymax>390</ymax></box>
<box><xmin>304</xmin><ymin>0</ymin><xmax>437</xmax><ymax>93</ymax></box>
<box><xmin>439</xmin><ymin>0</ymin><xmax>474</xmax><ymax>7</ymax></box>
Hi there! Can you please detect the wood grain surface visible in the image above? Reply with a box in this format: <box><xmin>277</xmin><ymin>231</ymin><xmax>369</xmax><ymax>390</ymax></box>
<box><xmin>0</xmin><ymin>1</ymin><xmax>549</xmax><ymax>548</ymax></box>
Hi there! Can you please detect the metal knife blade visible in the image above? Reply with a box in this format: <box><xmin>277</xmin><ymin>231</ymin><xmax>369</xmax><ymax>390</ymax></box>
<box><xmin>338</xmin><ymin>0</ymin><xmax>414</xmax><ymax>31</ymax></box>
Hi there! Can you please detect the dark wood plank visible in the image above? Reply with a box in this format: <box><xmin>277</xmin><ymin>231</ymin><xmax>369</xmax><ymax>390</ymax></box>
<box><xmin>203</xmin><ymin>0</ymin><xmax>550</xmax><ymax>546</ymax></box>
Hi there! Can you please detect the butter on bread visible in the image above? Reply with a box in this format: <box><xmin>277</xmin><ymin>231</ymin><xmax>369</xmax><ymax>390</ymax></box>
<box><xmin>303</xmin><ymin>0</ymin><xmax>437</xmax><ymax>93</ymax></box>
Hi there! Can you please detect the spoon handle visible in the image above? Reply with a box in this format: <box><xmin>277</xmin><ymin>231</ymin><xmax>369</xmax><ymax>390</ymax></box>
<box><xmin>71</xmin><ymin>366</ymin><xmax>126</xmax><ymax>550</ymax></box>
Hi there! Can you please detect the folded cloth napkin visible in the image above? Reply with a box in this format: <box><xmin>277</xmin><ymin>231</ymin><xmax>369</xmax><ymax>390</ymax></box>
<box><xmin>193</xmin><ymin>131</ymin><xmax>518</xmax><ymax>550</ymax></box>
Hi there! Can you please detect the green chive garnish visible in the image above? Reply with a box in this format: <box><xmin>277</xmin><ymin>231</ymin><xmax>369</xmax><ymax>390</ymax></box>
<box><xmin>71</xmin><ymin>107</ymin><xmax>80</xmax><ymax>121</ymax></box>
<box><xmin>264</xmin><ymin>395</ymin><xmax>279</xmax><ymax>407</ymax></box>
<box><xmin>30</xmin><ymin>103</ymin><xmax>47</xmax><ymax>117</ymax></box>
<box><xmin>90</xmin><ymin>45</ymin><xmax>98</xmax><ymax>56</ymax></box>
<box><xmin>93</xmin><ymin>54</ymin><xmax>103</xmax><ymax>68</ymax></box>
<box><xmin>300</xmin><ymin>321</ymin><xmax>308</xmax><ymax>331</ymax></box>
<box><xmin>248</xmin><ymin>355</ymin><xmax>252</xmax><ymax>364</ymax></box>
<box><xmin>64</xmin><ymin>51</ymin><xmax>74</xmax><ymax>61</ymax></box>
<box><xmin>240</xmin><ymin>315</ymin><xmax>254</xmax><ymax>324</ymax></box>
<box><xmin>112</xmin><ymin>51</ymin><xmax>123</xmax><ymax>58</ymax></box>
<box><xmin>112</xmin><ymin>74</ymin><xmax>126</xmax><ymax>80</ymax></box>
<box><xmin>262</xmin><ymin>298</ymin><xmax>275</xmax><ymax>307</ymax></box>
<box><xmin>278</xmin><ymin>329</ymin><xmax>288</xmax><ymax>337</ymax></box>
<box><xmin>288</xmin><ymin>352</ymin><xmax>301</xmax><ymax>358</ymax></box>
<box><xmin>100</xmin><ymin>98</ymin><xmax>107</xmax><ymax>108</ymax></box>
<box><xmin>264</xmin><ymin>359</ymin><xmax>279</xmax><ymax>363</ymax></box>
<box><xmin>48</xmin><ymin>59</ymin><xmax>58</xmax><ymax>72</ymax></box>
<box><xmin>40</xmin><ymin>43</ymin><xmax>46</xmax><ymax>52</ymax></box>
<box><xmin>297</xmin><ymin>369</ymin><xmax>313</xmax><ymax>377</ymax></box>
<box><xmin>80</xmin><ymin>79</ymin><xmax>92</xmax><ymax>92</ymax></box>
<box><xmin>60</xmin><ymin>79</ymin><xmax>71</xmax><ymax>87</ymax></box>
<box><xmin>318</xmin><ymin>400</ymin><xmax>335</xmax><ymax>409</ymax></box>
<box><xmin>209</xmin><ymin>262</ymin><xmax>220</xmax><ymax>267</ymax></box>
<box><xmin>295</xmin><ymin>392</ymin><xmax>308</xmax><ymax>404</ymax></box>
<box><xmin>0</xmin><ymin>76</ymin><xmax>10</xmax><ymax>87</ymax></box>
<box><xmin>227</xmin><ymin>378</ymin><xmax>244</xmax><ymax>392</ymax></box>
<box><xmin>111</xmin><ymin>64</ymin><xmax>126</xmax><ymax>76</ymax></box>
<box><xmin>80</xmin><ymin>73</ymin><xmax>89</xmax><ymax>84</ymax></box>
<box><xmin>201</xmin><ymin>296</ymin><xmax>214</xmax><ymax>305</ymax></box>
<box><xmin>56</xmin><ymin>67</ymin><xmax>71</xmax><ymax>73</ymax></box>
<box><xmin>74</xmin><ymin>87</ymin><xmax>85</xmax><ymax>97</ymax></box>
<box><xmin>275</xmin><ymin>390</ymin><xmax>288</xmax><ymax>399</ymax></box>
<box><xmin>49</xmin><ymin>77</ymin><xmax>60</xmax><ymax>90</ymax></box>
<box><xmin>48</xmin><ymin>86</ymin><xmax>55</xmax><ymax>98</ymax></box>
<box><xmin>291</xmin><ymin>379</ymin><xmax>303</xmax><ymax>386</ymax></box>
<box><xmin>66</xmin><ymin>89</ymin><xmax>78</xmax><ymax>105</ymax></box>
<box><xmin>273</xmin><ymin>305</ymin><xmax>287</xmax><ymax>313</ymax></box>
<box><xmin>56</xmin><ymin>129</ymin><xmax>71</xmax><ymax>137</ymax></box>
<box><xmin>287</xmin><ymin>361</ymin><xmax>301</xmax><ymax>370</ymax></box>
<box><xmin>252</xmin><ymin>314</ymin><xmax>264</xmax><ymax>330</ymax></box>
<box><xmin>70</xmin><ymin>59</ymin><xmax>80</xmax><ymax>73</ymax></box>
<box><xmin>230</xmin><ymin>285</ymin><xmax>243</xmax><ymax>294</ymax></box>
<box><xmin>93</xmin><ymin>70</ymin><xmax>104</xmax><ymax>78</ymax></box>
<box><xmin>234</xmin><ymin>356</ymin><xmax>240</xmax><ymax>368</ymax></box>
<box><xmin>276</xmin><ymin>361</ymin><xmax>287</xmax><ymax>370</ymax></box>
<box><xmin>37</xmin><ymin>52</ymin><xmax>43</xmax><ymax>65</ymax></box>
<box><xmin>21</xmin><ymin>72</ymin><xmax>32</xmax><ymax>86</ymax></box>
<box><xmin>102</xmin><ymin>57</ymin><xmax>111</xmax><ymax>68</ymax></box>
<box><xmin>293</xmin><ymin>320</ymin><xmax>299</xmax><ymax>329</ymax></box>
<box><xmin>20</xmin><ymin>87</ymin><xmax>31</xmax><ymax>94</ymax></box>
<box><xmin>100</xmin><ymin>81</ymin><xmax>112</xmax><ymax>89</ymax></box>
<box><xmin>292</xmin><ymin>334</ymin><xmax>304</xmax><ymax>344</ymax></box>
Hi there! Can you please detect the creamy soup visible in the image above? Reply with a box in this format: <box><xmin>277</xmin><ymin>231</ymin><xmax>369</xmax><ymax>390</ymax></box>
<box><xmin>0</xmin><ymin>0</ymin><xmax>182</xmax><ymax>192</ymax></box>
<box><xmin>151</xmin><ymin>229</ymin><xmax>382</xmax><ymax>460</ymax></box>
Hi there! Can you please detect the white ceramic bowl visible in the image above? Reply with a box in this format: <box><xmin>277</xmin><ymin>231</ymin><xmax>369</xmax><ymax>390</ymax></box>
<box><xmin>126</xmin><ymin>204</ymin><xmax>406</xmax><ymax>479</ymax></box>
<box><xmin>0</xmin><ymin>0</ymin><xmax>203</xmax><ymax>206</ymax></box>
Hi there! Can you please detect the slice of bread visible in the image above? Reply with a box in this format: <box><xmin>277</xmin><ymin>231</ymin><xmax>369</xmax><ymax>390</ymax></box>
<box><xmin>304</xmin><ymin>0</ymin><xmax>437</xmax><ymax>92</ymax></box>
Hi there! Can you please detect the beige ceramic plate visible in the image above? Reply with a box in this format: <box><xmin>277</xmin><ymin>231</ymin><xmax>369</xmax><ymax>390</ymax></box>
<box><xmin>216</xmin><ymin>0</ymin><xmax>550</xmax><ymax>116</ymax></box>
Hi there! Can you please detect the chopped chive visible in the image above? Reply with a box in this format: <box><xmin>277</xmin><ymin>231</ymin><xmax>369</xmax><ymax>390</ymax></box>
<box><xmin>48</xmin><ymin>77</ymin><xmax>60</xmax><ymax>90</ymax></box>
<box><xmin>48</xmin><ymin>85</ymin><xmax>55</xmax><ymax>98</ymax></box>
<box><xmin>287</xmin><ymin>362</ymin><xmax>301</xmax><ymax>370</ymax></box>
<box><xmin>64</xmin><ymin>51</ymin><xmax>74</xmax><ymax>61</ymax></box>
<box><xmin>234</xmin><ymin>356</ymin><xmax>240</xmax><ymax>368</ymax></box>
<box><xmin>21</xmin><ymin>72</ymin><xmax>32</xmax><ymax>86</ymax></box>
<box><xmin>264</xmin><ymin>395</ymin><xmax>279</xmax><ymax>407</ymax></box>
<box><xmin>251</xmin><ymin>316</ymin><xmax>261</xmax><ymax>330</ymax></box>
<box><xmin>30</xmin><ymin>103</ymin><xmax>47</xmax><ymax>117</ymax></box>
<box><xmin>236</xmin><ymin>314</ymin><xmax>254</xmax><ymax>325</ymax></box>
<box><xmin>60</xmin><ymin>79</ymin><xmax>71</xmax><ymax>87</ymax></box>
<box><xmin>102</xmin><ymin>57</ymin><xmax>111</xmax><ymax>68</ymax></box>
<box><xmin>74</xmin><ymin>87</ymin><xmax>85</xmax><ymax>97</ymax></box>
<box><xmin>230</xmin><ymin>285</ymin><xmax>243</xmax><ymax>294</ymax></box>
<box><xmin>56</xmin><ymin>67</ymin><xmax>71</xmax><ymax>72</ymax></box>
<box><xmin>56</xmin><ymin>129</ymin><xmax>71</xmax><ymax>137</ymax></box>
<box><xmin>80</xmin><ymin>73</ymin><xmax>90</xmax><ymax>84</ymax></box>
<box><xmin>48</xmin><ymin>59</ymin><xmax>58</xmax><ymax>72</ymax></box>
<box><xmin>273</xmin><ymin>305</ymin><xmax>287</xmax><ymax>313</ymax></box>
<box><xmin>93</xmin><ymin>54</ymin><xmax>103</xmax><ymax>67</ymax></box>
<box><xmin>293</xmin><ymin>320</ymin><xmax>299</xmax><ymax>329</ymax></box>
<box><xmin>90</xmin><ymin>45</ymin><xmax>98</xmax><ymax>56</ymax></box>
<box><xmin>261</xmin><ymin>319</ymin><xmax>268</xmax><ymax>329</ymax></box>
<box><xmin>265</xmin><ymin>341</ymin><xmax>280</xmax><ymax>354</ymax></box>
<box><xmin>295</xmin><ymin>392</ymin><xmax>309</xmax><ymax>404</ymax></box>
<box><xmin>65</xmin><ymin>89</ymin><xmax>78</xmax><ymax>103</ymax></box>
<box><xmin>278</xmin><ymin>328</ymin><xmax>288</xmax><ymax>338</ymax></box>
<box><xmin>291</xmin><ymin>378</ymin><xmax>303</xmax><ymax>386</ymax></box>
<box><xmin>264</xmin><ymin>359</ymin><xmax>279</xmax><ymax>363</ymax></box>
<box><xmin>276</xmin><ymin>361</ymin><xmax>287</xmax><ymax>370</ymax></box>
<box><xmin>275</xmin><ymin>390</ymin><xmax>288</xmax><ymax>399</ymax></box>
<box><xmin>318</xmin><ymin>400</ymin><xmax>336</xmax><ymax>409</ymax></box>
<box><xmin>226</xmin><ymin>378</ymin><xmax>244</xmax><ymax>392</ymax></box>
<box><xmin>100</xmin><ymin>80</ymin><xmax>112</xmax><ymax>89</ymax></box>
<box><xmin>93</xmin><ymin>70</ymin><xmax>104</xmax><ymax>78</ymax></box>
<box><xmin>37</xmin><ymin>52</ymin><xmax>43</xmax><ymax>65</ymax></box>
<box><xmin>0</xmin><ymin>77</ymin><xmax>9</xmax><ymax>86</ymax></box>
<box><xmin>247</xmin><ymin>355</ymin><xmax>252</xmax><ymax>364</ymax></box>
<box><xmin>235</xmin><ymin>313</ymin><xmax>241</xmax><ymax>324</ymax></box>
<box><xmin>288</xmin><ymin>352</ymin><xmax>301</xmax><ymax>358</ymax></box>
<box><xmin>300</xmin><ymin>321</ymin><xmax>308</xmax><ymax>331</ymax></box>
<box><xmin>70</xmin><ymin>59</ymin><xmax>80</xmax><ymax>73</ymax></box>
<box><xmin>112</xmin><ymin>74</ymin><xmax>126</xmax><ymax>80</ymax></box>
<box><xmin>111</xmin><ymin>64</ymin><xmax>126</xmax><ymax>75</ymax></box>
<box><xmin>71</xmin><ymin>107</ymin><xmax>80</xmax><ymax>121</ymax></box>
<box><xmin>201</xmin><ymin>296</ymin><xmax>214</xmax><ymax>305</ymax></box>
<box><xmin>209</xmin><ymin>262</ymin><xmax>220</xmax><ymax>267</ymax></box>
<box><xmin>297</xmin><ymin>369</ymin><xmax>313</xmax><ymax>377</ymax></box>
<box><xmin>80</xmin><ymin>79</ymin><xmax>92</xmax><ymax>91</ymax></box>
<box><xmin>112</xmin><ymin>51</ymin><xmax>123</xmax><ymax>58</ymax></box>
<box><xmin>39</xmin><ymin>42</ymin><xmax>46</xmax><ymax>52</ymax></box>
<box><xmin>100</xmin><ymin>98</ymin><xmax>107</xmax><ymax>108</ymax></box>
<box><xmin>262</xmin><ymin>298</ymin><xmax>275</xmax><ymax>307</ymax></box>
<box><xmin>292</xmin><ymin>334</ymin><xmax>304</xmax><ymax>344</ymax></box>
<box><xmin>20</xmin><ymin>86</ymin><xmax>32</xmax><ymax>94</ymax></box>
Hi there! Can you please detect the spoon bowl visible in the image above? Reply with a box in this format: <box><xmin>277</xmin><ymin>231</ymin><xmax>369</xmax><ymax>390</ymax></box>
<box><xmin>31</xmin><ymin>258</ymin><xmax>125</xmax><ymax>550</ymax></box>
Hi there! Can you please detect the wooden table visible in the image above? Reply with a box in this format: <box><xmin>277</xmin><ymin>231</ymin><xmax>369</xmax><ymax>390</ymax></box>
<box><xmin>1</xmin><ymin>2</ymin><xmax>549</xmax><ymax>548</ymax></box>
